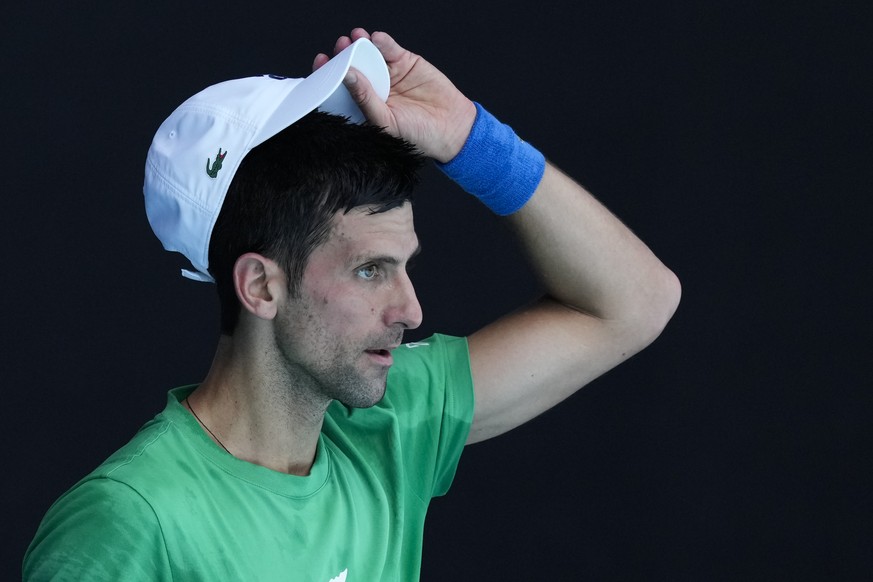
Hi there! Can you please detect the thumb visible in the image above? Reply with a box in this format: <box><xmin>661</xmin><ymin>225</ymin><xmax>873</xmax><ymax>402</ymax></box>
<box><xmin>344</xmin><ymin>67</ymin><xmax>394</xmax><ymax>132</ymax></box>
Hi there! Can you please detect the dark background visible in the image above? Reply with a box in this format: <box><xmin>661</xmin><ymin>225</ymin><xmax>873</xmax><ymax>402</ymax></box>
<box><xmin>4</xmin><ymin>1</ymin><xmax>871</xmax><ymax>579</ymax></box>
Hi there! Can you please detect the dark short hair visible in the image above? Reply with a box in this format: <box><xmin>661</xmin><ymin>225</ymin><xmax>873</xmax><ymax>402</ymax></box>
<box><xmin>209</xmin><ymin>111</ymin><xmax>424</xmax><ymax>335</ymax></box>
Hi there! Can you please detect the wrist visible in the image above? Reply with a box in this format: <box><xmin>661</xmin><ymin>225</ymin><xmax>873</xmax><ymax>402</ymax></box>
<box><xmin>436</xmin><ymin>102</ymin><xmax>545</xmax><ymax>216</ymax></box>
<box><xmin>437</xmin><ymin>98</ymin><xmax>478</xmax><ymax>163</ymax></box>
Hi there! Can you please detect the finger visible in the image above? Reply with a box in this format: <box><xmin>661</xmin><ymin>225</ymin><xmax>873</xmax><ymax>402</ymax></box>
<box><xmin>312</xmin><ymin>53</ymin><xmax>329</xmax><ymax>72</ymax></box>
<box><xmin>349</xmin><ymin>28</ymin><xmax>372</xmax><ymax>42</ymax></box>
<box><xmin>343</xmin><ymin>67</ymin><xmax>394</xmax><ymax>133</ymax></box>
<box><xmin>369</xmin><ymin>31</ymin><xmax>407</xmax><ymax>63</ymax></box>
<box><xmin>333</xmin><ymin>36</ymin><xmax>352</xmax><ymax>56</ymax></box>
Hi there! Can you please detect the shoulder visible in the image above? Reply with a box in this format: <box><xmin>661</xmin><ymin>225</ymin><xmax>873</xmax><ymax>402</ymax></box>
<box><xmin>379</xmin><ymin>334</ymin><xmax>472</xmax><ymax>411</ymax></box>
<box><xmin>24</xmin><ymin>477</ymin><xmax>171</xmax><ymax>580</ymax></box>
<box><xmin>390</xmin><ymin>334</ymin><xmax>471</xmax><ymax>384</ymax></box>
<box><xmin>386</xmin><ymin>333</ymin><xmax>475</xmax><ymax>437</ymax></box>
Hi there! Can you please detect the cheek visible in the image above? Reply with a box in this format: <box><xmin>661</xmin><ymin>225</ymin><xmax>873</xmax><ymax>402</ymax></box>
<box><xmin>314</xmin><ymin>286</ymin><xmax>379</xmax><ymax>332</ymax></box>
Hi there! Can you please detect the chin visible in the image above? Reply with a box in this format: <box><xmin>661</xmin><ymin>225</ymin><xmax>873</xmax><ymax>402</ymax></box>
<box><xmin>336</xmin><ymin>377</ymin><xmax>387</xmax><ymax>409</ymax></box>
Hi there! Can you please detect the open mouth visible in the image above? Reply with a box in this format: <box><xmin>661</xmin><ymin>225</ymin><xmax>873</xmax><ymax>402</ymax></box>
<box><xmin>364</xmin><ymin>348</ymin><xmax>395</xmax><ymax>366</ymax></box>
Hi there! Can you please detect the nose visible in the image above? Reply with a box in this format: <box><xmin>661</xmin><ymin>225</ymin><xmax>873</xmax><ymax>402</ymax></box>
<box><xmin>385</xmin><ymin>272</ymin><xmax>423</xmax><ymax>330</ymax></box>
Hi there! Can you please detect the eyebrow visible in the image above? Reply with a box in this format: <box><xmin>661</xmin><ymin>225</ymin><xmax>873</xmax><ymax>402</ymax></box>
<box><xmin>353</xmin><ymin>243</ymin><xmax>422</xmax><ymax>267</ymax></box>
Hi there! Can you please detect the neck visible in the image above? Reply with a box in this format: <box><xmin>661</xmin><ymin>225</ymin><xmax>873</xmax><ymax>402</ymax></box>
<box><xmin>187</xmin><ymin>334</ymin><xmax>330</xmax><ymax>476</ymax></box>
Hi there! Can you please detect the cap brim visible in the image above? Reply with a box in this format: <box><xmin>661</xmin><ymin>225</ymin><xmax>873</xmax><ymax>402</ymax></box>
<box><xmin>252</xmin><ymin>38</ymin><xmax>390</xmax><ymax>146</ymax></box>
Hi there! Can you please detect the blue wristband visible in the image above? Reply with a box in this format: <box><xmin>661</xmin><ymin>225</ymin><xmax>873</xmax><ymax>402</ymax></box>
<box><xmin>436</xmin><ymin>102</ymin><xmax>545</xmax><ymax>216</ymax></box>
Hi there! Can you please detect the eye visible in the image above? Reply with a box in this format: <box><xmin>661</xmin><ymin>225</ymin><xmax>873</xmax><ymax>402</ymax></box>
<box><xmin>355</xmin><ymin>264</ymin><xmax>379</xmax><ymax>281</ymax></box>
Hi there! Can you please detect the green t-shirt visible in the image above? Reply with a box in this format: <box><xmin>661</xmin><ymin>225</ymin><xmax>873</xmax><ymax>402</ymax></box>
<box><xmin>25</xmin><ymin>334</ymin><xmax>474</xmax><ymax>581</ymax></box>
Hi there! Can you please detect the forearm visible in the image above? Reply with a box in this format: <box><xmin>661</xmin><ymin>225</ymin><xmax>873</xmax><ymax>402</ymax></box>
<box><xmin>508</xmin><ymin>162</ymin><xmax>681</xmax><ymax>342</ymax></box>
<box><xmin>437</xmin><ymin>101</ymin><xmax>680</xmax><ymax>346</ymax></box>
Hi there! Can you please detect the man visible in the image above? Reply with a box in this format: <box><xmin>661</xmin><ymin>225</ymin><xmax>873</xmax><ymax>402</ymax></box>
<box><xmin>24</xmin><ymin>29</ymin><xmax>680</xmax><ymax>580</ymax></box>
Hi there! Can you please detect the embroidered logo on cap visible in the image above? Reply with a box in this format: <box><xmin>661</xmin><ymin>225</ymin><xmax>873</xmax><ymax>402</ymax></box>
<box><xmin>206</xmin><ymin>148</ymin><xmax>227</xmax><ymax>178</ymax></box>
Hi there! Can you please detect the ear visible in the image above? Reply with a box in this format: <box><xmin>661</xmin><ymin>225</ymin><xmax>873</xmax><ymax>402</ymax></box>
<box><xmin>232</xmin><ymin>253</ymin><xmax>285</xmax><ymax>321</ymax></box>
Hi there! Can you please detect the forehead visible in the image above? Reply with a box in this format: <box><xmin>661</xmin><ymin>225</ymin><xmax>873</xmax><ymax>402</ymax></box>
<box><xmin>318</xmin><ymin>203</ymin><xmax>418</xmax><ymax>262</ymax></box>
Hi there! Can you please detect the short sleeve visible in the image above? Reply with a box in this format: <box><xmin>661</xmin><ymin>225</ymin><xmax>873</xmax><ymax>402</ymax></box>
<box><xmin>24</xmin><ymin>478</ymin><xmax>172</xmax><ymax>581</ymax></box>
<box><xmin>386</xmin><ymin>334</ymin><xmax>475</xmax><ymax>498</ymax></box>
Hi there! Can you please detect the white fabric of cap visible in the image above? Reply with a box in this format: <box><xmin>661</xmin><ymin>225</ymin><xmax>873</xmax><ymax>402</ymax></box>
<box><xmin>143</xmin><ymin>38</ymin><xmax>390</xmax><ymax>282</ymax></box>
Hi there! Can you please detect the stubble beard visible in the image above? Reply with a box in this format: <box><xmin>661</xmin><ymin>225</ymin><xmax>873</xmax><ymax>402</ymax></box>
<box><xmin>306</xmin><ymin>331</ymin><xmax>401</xmax><ymax>408</ymax></box>
<box><xmin>275</xmin><ymin>297</ymin><xmax>399</xmax><ymax>411</ymax></box>
<box><xmin>276</xmin><ymin>331</ymin><xmax>392</xmax><ymax>411</ymax></box>
<box><xmin>324</xmin><ymin>359</ymin><xmax>389</xmax><ymax>408</ymax></box>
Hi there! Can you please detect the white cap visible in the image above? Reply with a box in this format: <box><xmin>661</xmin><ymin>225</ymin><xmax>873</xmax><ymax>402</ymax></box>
<box><xmin>143</xmin><ymin>38</ymin><xmax>389</xmax><ymax>282</ymax></box>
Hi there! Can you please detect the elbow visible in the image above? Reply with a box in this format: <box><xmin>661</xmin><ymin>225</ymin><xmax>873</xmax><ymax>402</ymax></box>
<box><xmin>658</xmin><ymin>268</ymin><xmax>682</xmax><ymax>328</ymax></box>
<box><xmin>641</xmin><ymin>267</ymin><xmax>682</xmax><ymax>345</ymax></box>
<box><xmin>624</xmin><ymin>267</ymin><xmax>681</xmax><ymax>352</ymax></box>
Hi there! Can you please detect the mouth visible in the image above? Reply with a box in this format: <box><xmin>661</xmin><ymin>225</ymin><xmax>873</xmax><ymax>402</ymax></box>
<box><xmin>364</xmin><ymin>345</ymin><xmax>398</xmax><ymax>366</ymax></box>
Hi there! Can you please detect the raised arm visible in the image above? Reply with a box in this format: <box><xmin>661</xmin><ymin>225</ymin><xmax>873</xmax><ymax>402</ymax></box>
<box><xmin>319</xmin><ymin>29</ymin><xmax>681</xmax><ymax>444</ymax></box>
<box><xmin>465</xmin><ymin>163</ymin><xmax>680</xmax><ymax>443</ymax></box>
